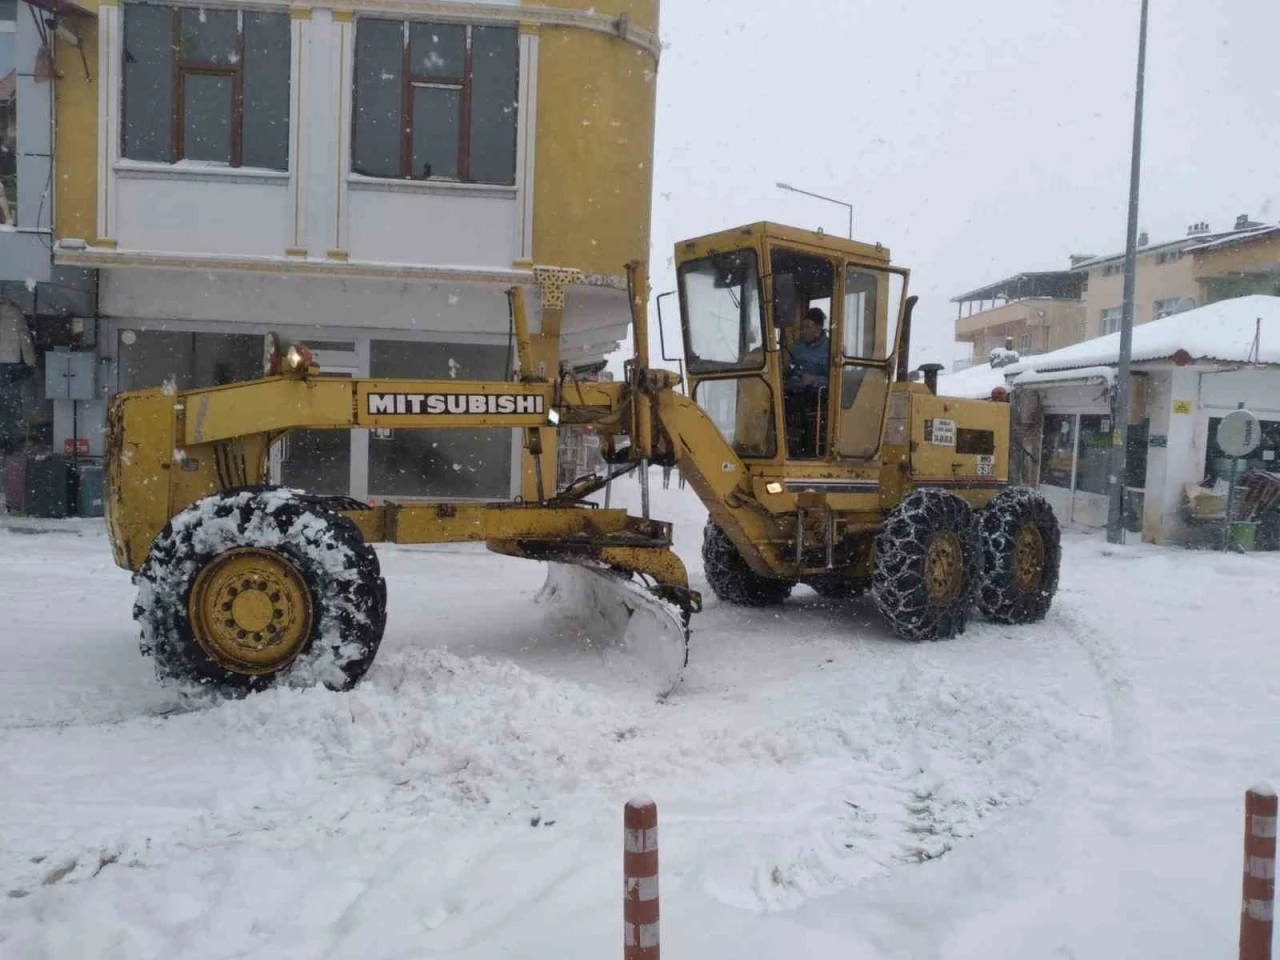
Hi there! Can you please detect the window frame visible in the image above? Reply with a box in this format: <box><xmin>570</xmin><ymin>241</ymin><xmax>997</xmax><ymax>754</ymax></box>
<box><xmin>351</xmin><ymin>18</ymin><xmax>519</xmax><ymax>185</ymax></box>
<box><xmin>120</xmin><ymin>4</ymin><xmax>291</xmax><ymax>170</ymax></box>
<box><xmin>1100</xmin><ymin>306</ymin><xmax>1122</xmax><ymax>336</ymax></box>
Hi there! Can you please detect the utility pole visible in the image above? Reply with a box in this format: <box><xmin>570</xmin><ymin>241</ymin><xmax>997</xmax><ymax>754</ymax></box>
<box><xmin>1107</xmin><ymin>0</ymin><xmax>1150</xmax><ymax>545</ymax></box>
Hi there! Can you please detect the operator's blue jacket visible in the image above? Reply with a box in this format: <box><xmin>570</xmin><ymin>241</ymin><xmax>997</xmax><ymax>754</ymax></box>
<box><xmin>786</xmin><ymin>333</ymin><xmax>831</xmax><ymax>391</ymax></box>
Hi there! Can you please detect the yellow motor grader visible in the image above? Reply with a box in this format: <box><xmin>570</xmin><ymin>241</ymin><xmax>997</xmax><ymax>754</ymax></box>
<box><xmin>104</xmin><ymin>223</ymin><xmax>1060</xmax><ymax>696</ymax></box>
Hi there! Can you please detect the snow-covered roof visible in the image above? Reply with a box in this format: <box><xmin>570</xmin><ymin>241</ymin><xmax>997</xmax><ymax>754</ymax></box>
<box><xmin>1184</xmin><ymin>225</ymin><xmax>1280</xmax><ymax>254</ymax></box>
<box><xmin>1003</xmin><ymin>295</ymin><xmax>1280</xmax><ymax>375</ymax></box>
<box><xmin>1071</xmin><ymin>223</ymin><xmax>1276</xmax><ymax>272</ymax></box>
<box><xmin>936</xmin><ymin>361</ymin><xmax>1012</xmax><ymax>399</ymax></box>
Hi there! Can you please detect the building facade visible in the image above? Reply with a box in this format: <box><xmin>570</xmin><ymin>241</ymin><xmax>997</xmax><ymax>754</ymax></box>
<box><xmin>26</xmin><ymin>0</ymin><xmax>660</xmax><ymax>510</ymax></box>
<box><xmin>952</xmin><ymin>271</ymin><xmax>1085</xmax><ymax>363</ymax></box>
<box><xmin>956</xmin><ymin>296</ymin><xmax>1280</xmax><ymax>548</ymax></box>
<box><xmin>1072</xmin><ymin>216</ymin><xmax>1272</xmax><ymax>338</ymax></box>
<box><xmin>1191</xmin><ymin>226</ymin><xmax>1280</xmax><ymax>305</ymax></box>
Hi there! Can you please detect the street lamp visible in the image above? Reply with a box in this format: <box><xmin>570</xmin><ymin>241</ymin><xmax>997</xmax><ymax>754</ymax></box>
<box><xmin>1106</xmin><ymin>0</ymin><xmax>1150</xmax><ymax>545</ymax></box>
<box><xmin>776</xmin><ymin>182</ymin><xmax>854</xmax><ymax>239</ymax></box>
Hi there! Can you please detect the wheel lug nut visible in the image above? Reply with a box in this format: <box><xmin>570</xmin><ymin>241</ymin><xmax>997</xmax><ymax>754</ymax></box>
<box><xmin>270</xmin><ymin>592</ymin><xmax>281</xmax><ymax>603</ymax></box>
<box><xmin>273</xmin><ymin>609</ymin><xmax>283</xmax><ymax>619</ymax></box>
<box><xmin>237</xmin><ymin>630</ymin><xmax>247</xmax><ymax>640</ymax></box>
<box><xmin>240</xmin><ymin>580</ymin><xmax>251</xmax><ymax>590</ymax></box>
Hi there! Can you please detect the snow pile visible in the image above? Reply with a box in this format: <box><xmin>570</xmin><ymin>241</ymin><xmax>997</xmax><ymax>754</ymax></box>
<box><xmin>4</xmin><ymin>496</ymin><xmax>1280</xmax><ymax>958</ymax></box>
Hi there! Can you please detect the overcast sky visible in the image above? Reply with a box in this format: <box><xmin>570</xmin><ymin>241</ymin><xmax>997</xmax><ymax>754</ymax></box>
<box><xmin>635</xmin><ymin>0</ymin><xmax>1280</xmax><ymax>372</ymax></box>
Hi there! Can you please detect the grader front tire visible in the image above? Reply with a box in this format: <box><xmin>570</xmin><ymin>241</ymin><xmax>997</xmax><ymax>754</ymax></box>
<box><xmin>702</xmin><ymin>519</ymin><xmax>794</xmax><ymax>607</ymax></box>
<box><xmin>872</xmin><ymin>489</ymin><xmax>981</xmax><ymax>641</ymax></box>
<box><xmin>134</xmin><ymin>488</ymin><xmax>386</xmax><ymax>693</ymax></box>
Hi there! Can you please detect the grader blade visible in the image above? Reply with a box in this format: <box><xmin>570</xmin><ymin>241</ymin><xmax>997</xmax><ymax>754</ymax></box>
<box><xmin>535</xmin><ymin>562</ymin><xmax>693</xmax><ymax>698</ymax></box>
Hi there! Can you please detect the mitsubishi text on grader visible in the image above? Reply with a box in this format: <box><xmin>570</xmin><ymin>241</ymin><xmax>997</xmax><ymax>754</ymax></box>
<box><xmin>104</xmin><ymin>223</ymin><xmax>1061</xmax><ymax>695</ymax></box>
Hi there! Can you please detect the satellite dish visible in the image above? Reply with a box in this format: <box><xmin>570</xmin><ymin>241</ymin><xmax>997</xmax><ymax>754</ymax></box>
<box><xmin>1218</xmin><ymin>408</ymin><xmax>1261</xmax><ymax>458</ymax></box>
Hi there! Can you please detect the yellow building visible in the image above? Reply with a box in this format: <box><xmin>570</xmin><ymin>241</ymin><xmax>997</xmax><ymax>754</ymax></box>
<box><xmin>44</xmin><ymin>0</ymin><xmax>661</xmax><ymax>502</ymax></box>
<box><xmin>1073</xmin><ymin>216</ymin><xmax>1271</xmax><ymax>337</ymax></box>
<box><xmin>952</xmin><ymin>271</ymin><xmax>1086</xmax><ymax>362</ymax></box>
<box><xmin>1191</xmin><ymin>226</ymin><xmax>1280</xmax><ymax>304</ymax></box>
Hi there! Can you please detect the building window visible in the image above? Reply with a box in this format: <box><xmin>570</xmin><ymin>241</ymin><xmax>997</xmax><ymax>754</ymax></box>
<box><xmin>122</xmin><ymin>3</ymin><xmax>291</xmax><ymax>170</ymax></box>
<box><xmin>368</xmin><ymin>339</ymin><xmax>513</xmax><ymax>498</ymax></box>
<box><xmin>1</xmin><ymin>0</ymin><xmax>16</xmax><ymax>223</ymax></box>
<box><xmin>1019</xmin><ymin>332</ymin><xmax>1034</xmax><ymax>352</ymax></box>
<box><xmin>1153</xmin><ymin>297</ymin><xmax>1190</xmax><ymax>319</ymax></box>
<box><xmin>1100</xmin><ymin>306</ymin><xmax>1122</xmax><ymax>336</ymax></box>
<box><xmin>352</xmin><ymin>19</ymin><xmax>519</xmax><ymax>184</ymax></box>
<box><xmin>1040</xmin><ymin>414</ymin><xmax>1076</xmax><ymax>489</ymax></box>
<box><xmin>1155</xmin><ymin>249</ymin><xmax>1183</xmax><ymax>266</ymax></box>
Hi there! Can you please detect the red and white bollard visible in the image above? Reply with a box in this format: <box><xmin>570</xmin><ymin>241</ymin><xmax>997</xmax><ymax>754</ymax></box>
<box><xmin>624</xmin><ymin>795</ymin><xmax>660</xmax><ymax>960</ymax></box>
<box><xmin>1240</xmin><ymin>783</ymin><xmax>1277</xmax><ymax>960</ymax></box>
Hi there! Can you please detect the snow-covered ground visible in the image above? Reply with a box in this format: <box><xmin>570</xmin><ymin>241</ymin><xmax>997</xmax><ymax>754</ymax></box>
<box><xmin>2</xmin><ymin>476</ymin><xmax>1279</xmax><ymax>959</ymax></box>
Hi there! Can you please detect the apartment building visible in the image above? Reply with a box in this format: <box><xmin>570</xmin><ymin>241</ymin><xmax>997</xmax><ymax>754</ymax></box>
<box><xmin>33</xmin><ymin>0</ymin><xmax>660</xmax><ymax>506</ymax></box>
<box><xmin>1191</xmin><ymin>225</ymin><xmax>1280</xmax><ymax>304</ymax></box>
<box><xmin>952</xmin><ymin>215</ymin><xmax>1279</xmax><ymax>369</ymax></box>
<box><xmin>952</xmin><ymin>270</ymin><xmax>1086</xmax><ymax>363</ymax></box>
<box><xmin>1073</xmin><ymin>216</ymin><xmax>1271</xmax><ymax>338</ymax></box>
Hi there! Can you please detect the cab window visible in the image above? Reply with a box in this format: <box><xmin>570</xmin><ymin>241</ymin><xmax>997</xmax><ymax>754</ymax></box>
<box><xmin>679</xmin><ymin>251</ymin><xmax>765</xmax><ymax>374</ymax></box>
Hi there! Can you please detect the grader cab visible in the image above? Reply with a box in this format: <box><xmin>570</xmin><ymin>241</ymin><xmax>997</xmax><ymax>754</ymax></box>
<box><xmin>104</xmin><ymin>222</ymin><xmax>1061</xmax><ymax>698</ymax></box>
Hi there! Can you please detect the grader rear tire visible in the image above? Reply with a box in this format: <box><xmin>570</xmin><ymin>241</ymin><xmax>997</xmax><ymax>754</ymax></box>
<box><xmin>872</xmin><ymin>489</ymin><xmax>981</xmax><ymax>641</ymax></box>
<box><xmin>702</xmin><ymin>519</ymin><xmax>794</xmax><ymax>607</ymax></box>
<box><xmin>134</xmin><ymin>488</ymin><xmax>386</xmax><ymax>693</ymax></box>
<box><xmin>977</xmin><ymin>487</ymin><xmax>1061</xmax><ymax>624</ymax></box>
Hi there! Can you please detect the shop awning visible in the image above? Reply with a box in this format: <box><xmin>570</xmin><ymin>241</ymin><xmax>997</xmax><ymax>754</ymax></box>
<box><xmin>1012</xmin><ymin>366</ymin><xmax>1115</xmax><ymax>389</ymax></box>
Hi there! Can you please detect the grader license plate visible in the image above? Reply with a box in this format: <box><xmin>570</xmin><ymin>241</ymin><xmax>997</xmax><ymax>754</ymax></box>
<box><xmin>925</xmin><ymin>418</ymin><xmax>956</xmax><ymax>446</ymax></box>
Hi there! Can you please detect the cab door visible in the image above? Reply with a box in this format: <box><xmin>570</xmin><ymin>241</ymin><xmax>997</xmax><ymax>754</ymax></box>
<box><xmin>830</xmin><ymin>263</ymin><xmax>908</xmax><ymax>460</ymax></box>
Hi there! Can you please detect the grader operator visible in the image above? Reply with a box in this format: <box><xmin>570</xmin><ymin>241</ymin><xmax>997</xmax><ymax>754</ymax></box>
<box><xmin>104</xmin><ymin>223</ymin><xmax>1061</xmax><ymax>696</ymax></box>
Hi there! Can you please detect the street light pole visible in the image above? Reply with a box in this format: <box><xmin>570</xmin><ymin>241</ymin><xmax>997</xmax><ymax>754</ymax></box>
<box><xmin>776</xmin><ymin>182</ymin><xmax>853</xmax><ymax>239</ymax></box>
<box><xmin>1106</xmin><ymin>0</ymin><xmax>1150</xmax><ymax>545</ymax></box>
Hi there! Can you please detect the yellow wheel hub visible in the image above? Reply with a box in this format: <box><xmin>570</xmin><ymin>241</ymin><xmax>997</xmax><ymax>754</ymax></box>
<box><xmin>925</xmin><ymin>533</ymin><xmax>964</xmax><ymax>602</ymax></box>
<box><xmin>1013</xmin><ymin>524</ymin><xmax>1046</xmax><ymax>592</ymax></box>
<box><xmin>189</xmin><ymin>547</ymin><xmax>314</xmax><ymax>675</ymax></box>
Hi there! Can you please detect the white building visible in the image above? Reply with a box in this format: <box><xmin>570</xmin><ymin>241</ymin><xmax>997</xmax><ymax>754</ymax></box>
<box><xmin>939</xmin><ymin>295</ymin><xmax>1280</xmax><ymax>545</ymax></box>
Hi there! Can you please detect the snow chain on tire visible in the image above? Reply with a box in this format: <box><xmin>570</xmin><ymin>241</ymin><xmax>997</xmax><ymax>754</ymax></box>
<box><xmin>872</xmin><ymin>488</ymin><xmax>981</xmax><ymax>641</ymax></box>
<box><xmin>133</xmin><ymin>487</ymin><xmax>387</xmax><ymax>694</ymax></box>
<box><xmin>977</xmin><ymin>487</ymin><xmax>1061</xmax><ymax>624</ymax></box>
<box><xmin>702</xmin><ymin>518</ymin><xmax>794</xmax><ymax>607</ymax></box>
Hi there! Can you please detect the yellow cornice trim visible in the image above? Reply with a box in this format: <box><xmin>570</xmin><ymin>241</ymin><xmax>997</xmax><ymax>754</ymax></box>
<box><xmin>326</xmin><ymin>249</ymin><xmax>350</xmax><ymax>260</ymax></box>
<box><xmin>285</xmin><ymin>247</ymin><xmax>308</xmax><ymax>257</ymax></box>
<box><xmin>54</xmin><ymin>247</ymin><xmax>536</xmax><ymax>285</ymax></box>
<box><xmin>98</xmin><ymin>0</ymin><xmax>119</xmax><ymax>7</ymax></box>
<box><xmin>94</xmin><ymin>238</ymin><xmax>119</xmax><ymax>248</ymax></box>
<box><xmin>327</xmin><ymin>1</ymin><xmax>658</xmax><ymax>59</ymax></box>
<box><xmin>518</xmin><ymin>20</ymin><xmax>539</xmax><ymax>36</ymax></box>
<box><xmin>331</xmin><ymin>8</ymin><xmax>355</xmax><ymax>21</ymax></box>
<box><xmin>289</xmin><ymin>5</ymin><xmax>313</xmax><ymax>19</ymax></box>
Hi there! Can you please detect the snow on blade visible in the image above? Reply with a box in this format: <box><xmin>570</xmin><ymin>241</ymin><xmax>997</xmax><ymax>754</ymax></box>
<box><xmin>535</xmin><ymin>563</ymin><xmax>688</xmax><ymax>698</ymax></box>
